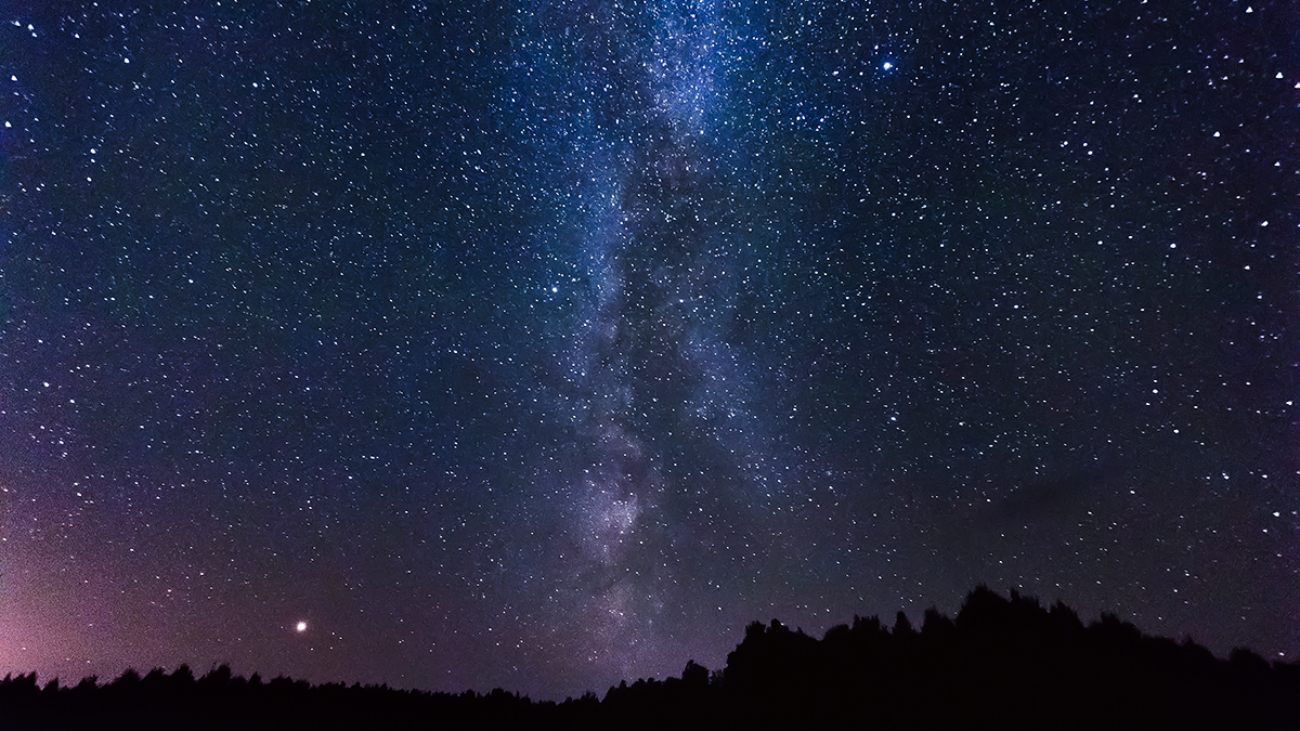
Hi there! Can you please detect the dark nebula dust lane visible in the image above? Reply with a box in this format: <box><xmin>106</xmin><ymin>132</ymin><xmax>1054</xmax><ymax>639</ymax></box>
<box><xmin>1</xmin><ymin>0</ymin><xmax>1297</xmax><ymax>701</ymax></box>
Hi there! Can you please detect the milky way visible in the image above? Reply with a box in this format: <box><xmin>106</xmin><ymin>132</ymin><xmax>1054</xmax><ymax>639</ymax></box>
<box><xmin>1</xmin><ymin>0</ymin><xmax>1297</xmax><ymax>701</ymax></box>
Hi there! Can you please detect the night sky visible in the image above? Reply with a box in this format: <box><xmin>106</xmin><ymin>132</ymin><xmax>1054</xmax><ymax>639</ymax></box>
<box><xmin>1</xmin><ymin>0</ymin><xmax>1297</xmax><ymax>702</ymax></box>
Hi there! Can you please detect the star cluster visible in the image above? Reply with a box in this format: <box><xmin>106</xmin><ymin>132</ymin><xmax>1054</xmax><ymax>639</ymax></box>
<box><xmin>1</xmin><ymin>0</ymin><xmax>1296</xmax><ymax>701</ymax></box>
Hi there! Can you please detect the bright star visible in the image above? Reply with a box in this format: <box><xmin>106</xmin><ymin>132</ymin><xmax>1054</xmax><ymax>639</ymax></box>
<box><xmin>295</xmin><ymin>621</ymin><xmax>308</xmax><ymax>633</ymax></box>
<box><xmin>882</xmin><ymin>61</ymin><xmax>894</xmax><ymax>71</ymax></box>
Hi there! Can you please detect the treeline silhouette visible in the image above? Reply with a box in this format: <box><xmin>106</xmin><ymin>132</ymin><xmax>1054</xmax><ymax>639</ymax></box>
<box><xmin>2</xmin><ymin>587</ymin><xmax>1297</xmax><ymax>730</ymax></box>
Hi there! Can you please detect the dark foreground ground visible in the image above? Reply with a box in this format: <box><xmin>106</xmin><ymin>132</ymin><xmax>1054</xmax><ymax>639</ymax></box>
<box><xmin>3</xmin><ymin>587</ymin><xmax>1298</xmax><ymax>730</ymax></box>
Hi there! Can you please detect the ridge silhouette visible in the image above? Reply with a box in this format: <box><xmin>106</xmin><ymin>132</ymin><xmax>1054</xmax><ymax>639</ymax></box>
<box><xmin>1</xmin><ymin>587</ymin><xmax>1296</xmax><ymax>730</ymax></box>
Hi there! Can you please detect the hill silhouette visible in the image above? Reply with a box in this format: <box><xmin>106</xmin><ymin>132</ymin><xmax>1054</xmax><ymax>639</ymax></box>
<box><xmin>2</xmin><ymin>587</ymin><xmax>1296</xmax><ymax>730</ymax></box>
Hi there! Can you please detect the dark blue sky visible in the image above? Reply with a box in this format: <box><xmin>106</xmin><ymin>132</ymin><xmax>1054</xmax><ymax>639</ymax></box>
<box><xmin>1</xmin><ymin>0</ymin><xmax>1296</xmax><ymax>701</ymax></box>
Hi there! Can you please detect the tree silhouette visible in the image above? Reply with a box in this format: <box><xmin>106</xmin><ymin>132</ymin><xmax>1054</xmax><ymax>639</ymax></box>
<box><xmin>1</xmin><ymin>588</ymin><xmax>1297</xmax><ymax>730</ymax></box>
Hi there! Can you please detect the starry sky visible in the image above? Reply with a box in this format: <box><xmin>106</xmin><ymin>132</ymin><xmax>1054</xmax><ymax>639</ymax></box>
<box><xmin>1</xmin><ymin>0</ymin><xmax>1297</xmax><ymax>702</ymax></box>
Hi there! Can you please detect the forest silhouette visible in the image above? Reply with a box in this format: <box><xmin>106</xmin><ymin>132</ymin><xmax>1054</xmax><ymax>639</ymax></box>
<box><xmin>2</xmin><ymin>587</ymin><xmax>1296</xmax><ymax>730</ymax></box>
